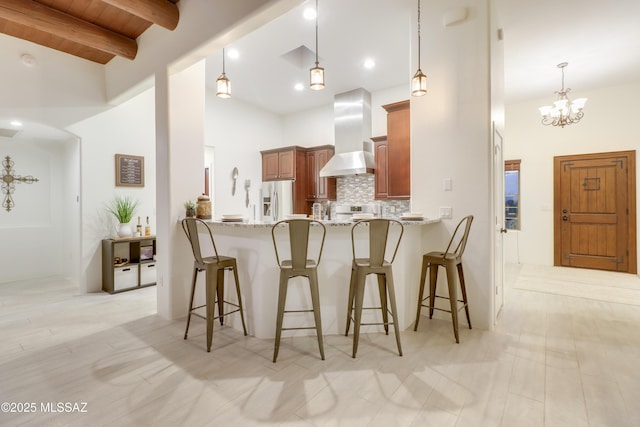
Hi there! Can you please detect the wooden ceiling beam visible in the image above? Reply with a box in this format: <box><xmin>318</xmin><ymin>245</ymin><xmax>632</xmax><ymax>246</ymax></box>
<box><xmin>0</xmin><ymin>0</ymin><xmax>137</xmax><ymax>60</ymax></box>
<box><xmin>102</xmin><ymin>0</ymin><xmax>179</xmax><ymax>31</ymax></box>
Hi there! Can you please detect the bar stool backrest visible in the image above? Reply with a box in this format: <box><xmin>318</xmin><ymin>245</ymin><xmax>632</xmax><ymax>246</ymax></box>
<box><xmin>351</xmin><ymin>219</ymin><xmax>404</xmax><ymax>267</ymax></box>
<box><xmin>271</xmin><ymin>219</ymin><xmax>326</xmax><ymax>269</ymax></box>
<box><xmin>181</xmin><ymin>218</ymin><xmax>220</xmax><ymax>268</ymax></box>
<box><xmin>444</xmin><ymin>215</ymin><xmax>474</xmax><ymax>259</ymax></box>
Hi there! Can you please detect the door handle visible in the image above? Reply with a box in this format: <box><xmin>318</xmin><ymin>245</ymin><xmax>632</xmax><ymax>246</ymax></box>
<box><xmin>500</xmin><ymin>228</ymin><xmax>507</xmax><ymax>234</ymax></box>
<box><xmin>562</xmin><ymin>216</ymin><xmax>568</xmax><ymax>221</ymax></box>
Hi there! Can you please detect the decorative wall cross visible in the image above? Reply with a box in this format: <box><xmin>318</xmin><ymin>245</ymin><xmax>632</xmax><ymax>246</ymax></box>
<box><xmin>1</xmin><ymin>155</ymin><xmax>39</xmax><ymax>212</ymax></box>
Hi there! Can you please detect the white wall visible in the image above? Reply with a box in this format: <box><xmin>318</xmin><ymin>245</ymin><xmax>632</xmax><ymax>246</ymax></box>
<box><xmin>0</xmin><ymin>137</ymin><xmax>77</xmax><ymax>283</ymax></box>
<box><xmin>68</xmin><ymin>89</ymin><xmax>157</xmax><ymax>293</ymax></box>
<box><xmin>411</xmin><ymin>0</ymin><xmax>494</xmax><ymax>330</ymax></box>
<box><xmin>503</xmin><ymin>83</ymin><xmax>640</xmax><ymax>270</ymax></box>
<box><xmin>157</xmin><ymin>61</ymin><xmax>208</xmax><ymax>319</ymax></box>
<box><xmin>205</xmin><ymin>93</ymin><xmax>284</xmax><ymax>219</ymax></box>
<box><xmin>371</xmin><ymin>85</ymin><xmax>411</xmax><ymax>137</ymax></box>
<box><xmin>0</xmin><ymin>34</ymin><xmax>107</xmax><ymax>129</ymax></box>
<box><xmin>283</xmin><ymin>105</ymin><xmax>334</xmax><ymax>147</ymax></box>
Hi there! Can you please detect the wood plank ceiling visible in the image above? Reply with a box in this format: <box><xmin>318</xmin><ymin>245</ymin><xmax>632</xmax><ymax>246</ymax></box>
<box><xmin>0</xmin><ymin>0</ymin><xmax>180</xmax><ymax>64</ymax></box>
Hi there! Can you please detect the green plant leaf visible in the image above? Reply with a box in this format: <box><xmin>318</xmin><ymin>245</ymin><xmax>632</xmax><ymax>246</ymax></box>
<box><xmin>107</xmin><ymin>196</ymin><xmax>139</xmax><ymax>223</ymax></box>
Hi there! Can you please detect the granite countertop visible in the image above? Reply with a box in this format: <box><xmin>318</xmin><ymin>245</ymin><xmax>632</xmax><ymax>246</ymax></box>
<box><xmin>206</xmin><ymin>217</ymin><xmax>440</xmax><ymax>228</ymax></box>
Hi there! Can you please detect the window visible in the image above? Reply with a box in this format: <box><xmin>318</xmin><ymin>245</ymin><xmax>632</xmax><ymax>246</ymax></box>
<box><xmin>505</xmin><ymin>160</ymin><xmax>520</xmax><ymax>230</ymax></box>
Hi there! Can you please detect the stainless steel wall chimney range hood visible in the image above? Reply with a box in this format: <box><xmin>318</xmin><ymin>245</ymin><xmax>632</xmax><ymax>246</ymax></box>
<box><xmin>319</xmin><ymin>88</ymin><xmax>375</xmax><ymax>177</ymax></box>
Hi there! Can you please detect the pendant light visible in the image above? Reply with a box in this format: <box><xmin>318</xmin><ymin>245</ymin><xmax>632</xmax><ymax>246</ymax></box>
<box><xmin>411</xmin><ymin>0</ymin><xmax>427</xmax><ymax>96</ymax></box>
<box><xmin>309</xmin><ymin>0</ymin><xmax>325</xmax><ymax>90</ymax></box>
<box><xmin>216</xmin><ymin>48</ymin><xmax>231</xmax><ymax>99</ymax></box>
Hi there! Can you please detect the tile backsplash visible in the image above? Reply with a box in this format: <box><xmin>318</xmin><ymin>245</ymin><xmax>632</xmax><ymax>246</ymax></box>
<box><xmin>337</xmin><ymin>174</ymin><xmax>374</xmax><ymax>203</ymax></box>
<box><xmin>336</xmin><ymin>175</ymin><xmax>410</xmax><ymax>215</ymax></box>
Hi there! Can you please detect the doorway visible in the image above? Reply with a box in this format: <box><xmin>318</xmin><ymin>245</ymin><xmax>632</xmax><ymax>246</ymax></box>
<box><xmin>554</xmin><ymin>150</ymin><xmax>637</xmax><ymax>273</ymax></box>
<box><xmin>493</xmin><ymin>124</ymin><xmax>505</xmax><ymax>320</ymax></box>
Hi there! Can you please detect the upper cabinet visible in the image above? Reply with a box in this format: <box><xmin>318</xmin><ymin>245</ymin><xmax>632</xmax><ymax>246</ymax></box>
<box><xmin>306</xmin><ymin>145</ymin><xmax>336</xmax><ymax>201</ymax></box>
<box><xmin>376</xmin><ymin>100</ymin><xmax>410</xmax><ymax>200</ymax></box>
<box><xmin>261</xmin><ymin>146</ymin><xmax>304</xmax><ymax>181</ymax></box>
<box><xmin>372</xmin><ymin>136</ymin><xmax>388</xmax><ymax>199</ymax></box>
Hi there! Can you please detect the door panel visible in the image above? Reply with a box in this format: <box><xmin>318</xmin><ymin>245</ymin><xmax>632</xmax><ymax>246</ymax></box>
<box><xmin>554</xmin><ymin>151</ymin><xmax>636</xmax><ymax>273</ymax></box>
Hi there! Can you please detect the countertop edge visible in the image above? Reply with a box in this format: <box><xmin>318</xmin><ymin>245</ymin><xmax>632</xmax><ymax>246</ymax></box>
<box><xmin>205</xmin><ymin>218</ymin><xmax>441</xmax><ymax>228</ymax></box>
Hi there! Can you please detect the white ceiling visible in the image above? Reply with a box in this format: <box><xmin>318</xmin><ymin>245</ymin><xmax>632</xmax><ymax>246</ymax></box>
<box><xmin>4</xmin><ymin>0</ymin><xmax>640</xmax><ymax>141</ymax></box>
<box><xmin>206</xmin><ymin>0</ymin><xmax>640</xmax><ymax>114</ymax></box>
<box><xmin>497</xmin><ymin>0</ymin><xmax>640</xmax><ymax>104</ymax></box>
<box><xmin>205</xmin><ymin>0</ymin><xmax>413</xmax><ymax>115</ymax></box>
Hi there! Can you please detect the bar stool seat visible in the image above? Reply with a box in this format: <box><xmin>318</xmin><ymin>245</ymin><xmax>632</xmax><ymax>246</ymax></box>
<box><xmin>414</xmin><ymin>215</ymin><xmax>473</xmax><ymax>343</ymax></box>
<box><xmin>271</xmin><ymin>219</ymin><xmax>326</xmax><ymax>362</ymax></box>
<box><xmin>345</xmin><ymin>219</ymin><xmax>404</xmax><ymax>358</ymax></box>
<box><xmin>181</xmin><ymin>218</ymin><xmax>247</xmax><ymax>352</ymax></box>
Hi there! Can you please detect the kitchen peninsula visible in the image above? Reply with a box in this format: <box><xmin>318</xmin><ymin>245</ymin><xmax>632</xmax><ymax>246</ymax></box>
<box><xmin>203</xmin><ymin>218</ymin><xmax>439</xmax><ymax>339</ymax></box>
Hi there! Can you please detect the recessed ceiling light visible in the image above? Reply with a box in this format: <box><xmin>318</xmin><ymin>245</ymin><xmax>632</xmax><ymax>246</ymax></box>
<box><xmin>10</xmin><ymin>120</ymin><xmax>23</xmax><ymax>127</ymax></box>
<box><xmin>303</xmin><ymin>7</ymin><xmax>316</xmax><ymax>20</ymax></box>
<box><xmin>227</xmin><ymin>49</ymin><xmax>239</xmax><ymax>59</ymax></box>
<box><xmin>20</xmin><ymin>54</ymin><xmax>36</xmax><ymax>67</ymax></box>
<box><xmin>294</xmin><ymin>83</ymin><xmax>304</xmax><ymax>91</ymax></box>
<box><xmin>363</xmin><ymin>58</ymin><xmax>376</xmax><ymax>69</ymax></box>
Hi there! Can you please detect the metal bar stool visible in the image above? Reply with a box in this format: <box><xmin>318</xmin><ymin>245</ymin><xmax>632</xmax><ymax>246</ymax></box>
<box><xmin>414</xmin><ymin>215</ymin><xmax>473</xmax><ymax>343</ymax></box>
<box><xmin>271</xmin><ymin>219</ymin><xmax>326</xmax><ymax>362</ymax></box>
<box><xmin>345</xmin><ymin>219</ymin><xmax>404</xmax><ymax>358</ymax></box>
<box><xmin>181</xmin><ymin>218</ymin><xmax>247</xmax><ymax>352</ymax></box>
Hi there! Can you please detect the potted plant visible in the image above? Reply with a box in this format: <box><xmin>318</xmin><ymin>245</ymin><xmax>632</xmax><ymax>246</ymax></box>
<box><xmin>184</xmin><ymin>200</ymin><xmax>196</xmax><ymax>218</ymax></box>
<box><xmin>107</xmin><ymin>196</ymin><xmax>140</xmax><ymax>237</ymax></box>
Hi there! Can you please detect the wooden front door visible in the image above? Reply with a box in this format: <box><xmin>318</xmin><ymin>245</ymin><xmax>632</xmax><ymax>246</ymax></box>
<box><xmin>554</xmin><ymin>150</ymin><xmax>636</xmax><ymax>273</ymax></box>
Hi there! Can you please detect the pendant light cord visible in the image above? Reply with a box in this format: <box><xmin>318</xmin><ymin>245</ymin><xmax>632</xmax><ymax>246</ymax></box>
<box><xmin>222</xmin><ymin>48</ymin><xmax>226</xmax><ymax>75</ymax></box>
<box><xmin>417</xmin><ymin>0</ymin><xmax>421</xmax><ymax>69</ymax></box>
<box><xmin>315</xmin><ymin>0</ymin><xmax>319</xmax><ymax>67</ymax></box>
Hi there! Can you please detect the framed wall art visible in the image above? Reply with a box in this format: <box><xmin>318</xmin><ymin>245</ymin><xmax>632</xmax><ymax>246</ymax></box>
<box><xmin>115</xmin><ymin>154</ymin><xmax>144</xmax><ymax>187</ymax></box>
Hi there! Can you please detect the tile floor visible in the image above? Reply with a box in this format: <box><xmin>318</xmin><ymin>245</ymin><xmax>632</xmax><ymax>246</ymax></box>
<box><xmin>1</xmin><ymin>264</ymin><xmax>639</xmax><ymax>426</ymax></box>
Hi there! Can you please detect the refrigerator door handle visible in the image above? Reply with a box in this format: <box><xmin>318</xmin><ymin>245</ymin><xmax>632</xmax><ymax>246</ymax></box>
<box><xmin>273</xmin><ymin>190</ymin><xmax>278</xmax><ymax>221</ymax></box>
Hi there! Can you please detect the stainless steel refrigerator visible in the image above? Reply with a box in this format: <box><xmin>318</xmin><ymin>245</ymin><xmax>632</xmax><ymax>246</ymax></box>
<box><xmin>261</xmin><ymin>181</ymin><xmax>293</xmax><ymax>221</ymax></box>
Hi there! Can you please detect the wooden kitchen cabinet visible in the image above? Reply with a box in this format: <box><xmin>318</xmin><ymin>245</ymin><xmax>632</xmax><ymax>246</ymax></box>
<box><xmin>377</xmin><ymin>99</ymin><xmax>410</xmax><ymax>199</ymax></box>
<box><xmin>261</xmin><ymin>146</ymin><xmax>308</xmax><ymax>213</ymax></box>
<box><xmin>306</xmin><ymin>145</ymin><xmax>336</xmax><ymax>201</ymax></box>
<box><xmin>261</xmin><ymin>147</ymin><xmax>301</xmax><ymax>181</ymax></box>
<box><xmin>372</xmin><ymin>136</ymin><xmax>388</xmax><ymax>199</ymax></box>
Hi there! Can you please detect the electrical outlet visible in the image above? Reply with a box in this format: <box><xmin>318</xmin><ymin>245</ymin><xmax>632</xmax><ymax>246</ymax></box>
<box><xmin>439</xmin><ymin>207</ymin><xmax>452</xmax><ymax>219</ymax></box>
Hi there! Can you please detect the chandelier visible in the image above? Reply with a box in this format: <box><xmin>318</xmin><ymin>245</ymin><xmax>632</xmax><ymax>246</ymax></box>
<box><xmin>539</xmin><ymin>62</ymin><xmax>587</xmax><ymax>127</ymax></box>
